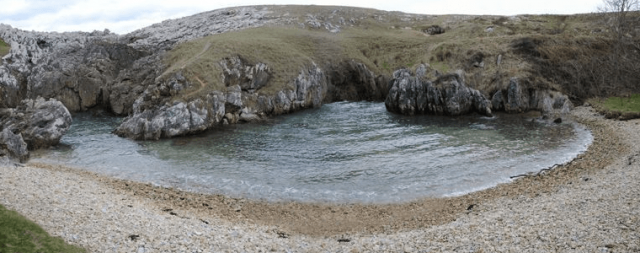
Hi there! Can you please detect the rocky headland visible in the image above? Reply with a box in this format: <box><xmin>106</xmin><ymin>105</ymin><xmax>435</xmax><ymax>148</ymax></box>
<box><xmin>0</xmin><ymin>5</ymin><xmax>608</xmax><ymax>160</ymax></box>
<box><xmin>1</xmin><ymin>4</ymin><xmax>640</xmax><ymax>252</ymax></box>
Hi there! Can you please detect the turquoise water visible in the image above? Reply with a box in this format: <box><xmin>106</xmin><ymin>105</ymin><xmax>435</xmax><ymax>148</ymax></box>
<box><xmin>32</xmin><ymin>101</ymin><xmax>592</xmax><ymax>203</ymax></box>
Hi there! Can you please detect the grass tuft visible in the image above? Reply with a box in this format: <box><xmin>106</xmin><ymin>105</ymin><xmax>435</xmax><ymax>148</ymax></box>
<box><xmin>0</xmin><ymin>204</ymin><xmax>86</xmax><ymax>253</ymax></box>
<box><xmin>0</xmin><ymin>39</ymin><xmax>9</xmax><ymax>60</ymax></box>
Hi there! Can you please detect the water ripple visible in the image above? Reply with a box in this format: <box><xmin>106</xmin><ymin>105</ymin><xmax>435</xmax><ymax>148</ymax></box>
<box><xmin>32</xmin><ymin>102</ymin><xmax>592</xmax><ymax>203</ymax></box>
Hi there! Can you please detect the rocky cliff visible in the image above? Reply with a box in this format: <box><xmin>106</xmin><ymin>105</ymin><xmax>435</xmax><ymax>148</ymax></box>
<box><xmin>1</xmin><ymin>5</ymin><xmax>585</xmax><ymax>145</ymax></box>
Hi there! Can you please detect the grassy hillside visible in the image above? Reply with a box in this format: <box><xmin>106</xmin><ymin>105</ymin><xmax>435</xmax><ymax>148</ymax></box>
<box><xmin>166</xmin><ymin>26</ymin><xmax>434</xmax><ymax>99</ymax></box>
<box><xmin>164</xmin><ymin>6</ymin><xmax>640</xmax><ymax>103</ymax></box>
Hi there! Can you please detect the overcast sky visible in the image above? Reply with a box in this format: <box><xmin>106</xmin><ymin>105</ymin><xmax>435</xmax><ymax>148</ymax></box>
<box><xmin>0</xmin><ymin>0</ymin><xmax>603</xmax><ymax>34</ymax></box>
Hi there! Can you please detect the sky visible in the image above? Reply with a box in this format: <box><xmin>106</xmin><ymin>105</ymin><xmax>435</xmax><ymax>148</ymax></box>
<box><xmin>0</xmin><ymin>0</ymin><xmax>603</xmax><ymax>34</ymax></box>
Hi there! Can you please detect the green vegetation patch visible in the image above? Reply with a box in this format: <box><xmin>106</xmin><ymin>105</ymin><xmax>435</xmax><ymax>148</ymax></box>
<box><xmin>589</xmin><ymin>94</ymin><xmax>640</xmax><ymax>120</ymax></box>
<box><xmin>0</xmin><ymin>39</ymin><xmax>9</xmax><ymax>57</ymax></box>
<box><xmin>0</xmin><ymin>204</ymin><xmax>86</xmax><ymax>253</ymax></box>
<box><xmin>598</xmin><ymin>94</ymin><xmax>640</xmax><ymax>112</ymax></box>
<box><xmin>0</xmin><ymin>39</ymin><xmax>9</xmax><ymax>62</ymax></box>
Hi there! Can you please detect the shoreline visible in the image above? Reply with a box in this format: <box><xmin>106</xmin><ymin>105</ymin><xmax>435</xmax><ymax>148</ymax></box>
<box><xmin>2</xmin><ymin>106</ymin><xmax>639</xmax><ymax>251</ymax></box>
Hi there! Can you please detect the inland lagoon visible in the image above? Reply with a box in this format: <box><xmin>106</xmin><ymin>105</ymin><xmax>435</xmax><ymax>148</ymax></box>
<box><xmin>32</xmin><ymin>101</ymin><xmax>592</xmax><ymax>203</ymax></box>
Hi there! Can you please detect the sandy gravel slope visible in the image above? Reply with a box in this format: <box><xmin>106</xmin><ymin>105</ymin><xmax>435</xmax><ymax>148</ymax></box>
<box><xmin>1</xmin><ymin>106</ymin><xmax>639</xmax><ymax>252</ymax></box>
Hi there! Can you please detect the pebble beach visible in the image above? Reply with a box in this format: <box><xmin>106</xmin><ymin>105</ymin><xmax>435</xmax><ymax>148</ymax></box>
<box><xmin>1</xmin><ymin>106</ymin><xmax>639</xmax><ymax>252</ymax></box>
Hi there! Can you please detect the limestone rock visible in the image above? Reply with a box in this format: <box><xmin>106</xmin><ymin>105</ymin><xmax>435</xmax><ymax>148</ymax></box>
<box><xmin>327</xmin><ymin>60</ymin><xmax>386</xmax><ymax>102</ymax></box>
<box><xmin>385</xmin><ymin>67</ymin><xmax>492</xmax><ymax>116</ymax></box>
<box><xmin>115</xmin><ymin>63</ymin><xmax>330</xmax><ymax>140</ymax></box>
<box><xmin>0</xmin><ymin>6</ymin><xmax>276</xmax><ymax>112</ymax></box>
<box><xmin>220</xmin><ymin>56</ymin><xmax>271</xmax><ymax>92</ymax></box>
<box><xmin>0</xmin><ymin>97</ymin><xmax>72</xmax><ymax>161</ymax></box>
<box><xmin>294</xmin><ymin>63</ymin><xmax>327</xmax><ymax>109</ymax></box>
<box><xmin>491</xmin><ymin>78</ymin><xmax>573</xmax><ymax>116</ymax></box>
<box><xmin>115</xmin><ymin>93</ymin><xmax>226</xmax><ymax>140</ymax></box>
<box><xmin>0</xmin><ymin>128</ymin><xmax>28</xmax><ymax>162</ymax></box>
<box><xmin>0</xmin><ymin>24</ymin><xmax>151</xmax><ymax>113</ymax></box>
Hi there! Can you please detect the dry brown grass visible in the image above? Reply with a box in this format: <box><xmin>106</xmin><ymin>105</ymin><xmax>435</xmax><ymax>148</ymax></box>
<box><xmin>163</xmin><ymin>6</ymin><xmax>639</xmax><ymax>102</ymax></box>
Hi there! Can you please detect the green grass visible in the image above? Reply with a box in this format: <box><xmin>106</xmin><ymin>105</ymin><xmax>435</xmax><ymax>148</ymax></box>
<box><xmin>591</xmin><ymin>94</ymin><xmax>640</xmax><ymax>113</ymax></box>
<box><xmin>166</xmin><ymin>25</ymin><xmax>437</xmax><ymax>99</ymax></box>
<box><xmin>0</xmin><ymin>204</ymin><xmax>86</xmax><ymax>253</ymax></box>
<box><xmin>162</xmin><ymin>6</ymin><xmax>619</xmax><ymax>101</ymax></box>
<box><xmin>0</xmin><ymin>39</ymin><xmax>9</xmax><ymax>59</ymax></box>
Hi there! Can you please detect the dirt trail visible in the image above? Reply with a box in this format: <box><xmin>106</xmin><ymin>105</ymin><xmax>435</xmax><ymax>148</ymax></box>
<box><xmin>156</xmin><ymin>42</ymin><xmax>212</xmax><ymax>82</ymax></box>
<box><xmin>183</xmin><ymin>75</ymin><xmax>208</xmax><ymax>98</ymax></box>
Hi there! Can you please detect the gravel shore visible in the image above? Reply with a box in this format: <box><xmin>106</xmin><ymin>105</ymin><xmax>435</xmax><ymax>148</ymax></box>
<box><xmin>1</xmin><ymin>106</ymin><xmax>639</xmax><ymax>252</ymax></box>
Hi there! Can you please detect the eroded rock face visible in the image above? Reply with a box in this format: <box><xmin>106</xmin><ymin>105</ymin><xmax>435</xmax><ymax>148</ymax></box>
<box><xmin>491</xmin><ymin>78</ymin><xmax>573</xmax><ymax>116</ymax></box>
<box><xmin>115</xmin><ymin>94</ymin><xmax>226</xmax><ymax>140</ymax></box>
<box><xmin>0</xmin><ymin>25</ymin><xmax>155</xmax><ymax>114</ymax></box>
<box><xmin>0</xmin><ymin>97</ymin><xmax>72</xmax><ymax>161</ymax></box>
<box><xmin>115</xmin><ymin>63</ymin><xmax>330</xmax><ymax>140</ymax></box>
<box><xmin>29</xmin><ymin>42</ymin><xmax>149</xmax><ymax>112</ymax></box>
<box><xmin>385</xmin><ymin>67</ymin><xmax>492</xmax><ymax>117</ymax></box>
<box><xmin>220</xmin><ymin>56</ymin><xmax>271</xmax><ymax>92</ymax></box>
<box><xmin>0</xmin><ymin>6</ymin><xmax>281</xmax><ymax>112</ymax></box>
<box><xmin>114</xmin><ymin>71</ymin><xmax>225</xmax><ymax>140</ymax></box>
<box><xmin>327</xmin><ymin>60</ymin><xmax>389</xmax><ymax>102</ymax></box>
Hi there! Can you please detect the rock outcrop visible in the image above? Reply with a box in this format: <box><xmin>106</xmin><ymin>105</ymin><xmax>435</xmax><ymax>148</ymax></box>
<box><xmin>0</xmin><ymin>6</ymin><xmax>284</xmax><ymax>113</ymax></box>
<box><xmin>115</xmin><ymin>62</ymin><xmax>330</xmax><ymax>140</ymax></box>
<box><xmin>385</xmin><ymin>67</ymin><xmax>493</xmax><ymax>117</ymax></box>
<box><xmin>115</xmin><ymin>93</ymin><xmax>226</xmax><ymax>140</ymax></box>
<box><xmin>113</xmin><ymin>56</ymin><xmax>399</xmax><ymax>140</ymax></box>
<box><xmin>491</xmin><ymin>78</ymin><xmax>573</xmax><ymax>116</ymax></box>
<box><xmin>0</xmin><ymin>26</ymin><xmax>123</xmax><ymax>109</ymax></box>
<box><xmin>0</xmin><ymin>128</ymin><xmax>28</xmax><ymax>162</ymax></box>
<box><xmin>0</xmin><ymin>97</ymin><xmax>72</xmax><ymax>162</ymax></box>
<box><xmin>327</xmin><ymin>60</ymin><xmax>390</xmax><ymax>102</ymax></box>
<box><xmin>220</xmin><ymin>56</ymin><xmax>272</xmax><ymax>92</ymax></box>
<box><xmin>1</xmin><ymin>6</ymin><xmax>581</xmax><ymax>143</ymax></box>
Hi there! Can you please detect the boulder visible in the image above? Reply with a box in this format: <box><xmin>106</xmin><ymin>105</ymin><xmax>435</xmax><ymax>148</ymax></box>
<box><xmin>385</xmin><ymin>67</ymin><xmax>492</xmax><ymax>116</ymax></box>
<box><xmin>115</xmin><ymin>93</ymin><xmax>226</xmax><ymax>140</ymax></box>
<box><xmin>0</xmin><ymin>128</ymin><xmax>28</xmax><ymax>162</ymax></box>
<box><xmin>0</xmin><ymin>97</ymin><xmax>72</xmax><ymax>161</ymax></box>
<box><xmin>424</xmin><ymin>25</ymin><xmax>445</xmax><ymax>35</ymax></box>
<box><xmin>491</xmin><ymin>78</ymin><xmax>573</xmax><ymax>116</ymax></box>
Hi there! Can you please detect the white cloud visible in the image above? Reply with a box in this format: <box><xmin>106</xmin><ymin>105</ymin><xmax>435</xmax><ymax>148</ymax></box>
<box><xmin>0</xmin><ymin>0</ymin><xmax>31</xmax><ymax>15</ymax></box>
<box><xmin>0</xmin><ymin>0</ymin><xmax>606</xmax><ymax>34</ymax></box>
